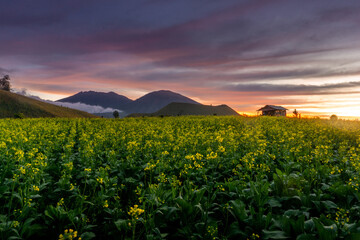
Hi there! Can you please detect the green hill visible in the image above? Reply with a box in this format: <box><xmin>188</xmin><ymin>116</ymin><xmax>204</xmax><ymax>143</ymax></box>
<box><xmin>0</xmin><ymin>90</ymin><xmax>97</xmax><ymax>118</ymax></box>
<box><xmin>127</xmin><ymin>102</ymin><xmax>240</xmax><ymax>117</ymax></box>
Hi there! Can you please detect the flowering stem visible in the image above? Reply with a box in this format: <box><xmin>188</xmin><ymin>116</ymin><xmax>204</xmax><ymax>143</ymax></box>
<box><xmin>132</xmin><ymin>223</ymin><xmax>136</xmax><ymax>240</ymax></box>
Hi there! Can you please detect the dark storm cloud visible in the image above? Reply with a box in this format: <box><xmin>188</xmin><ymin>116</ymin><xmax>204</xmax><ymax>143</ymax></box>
<box><xmin>0</xmin><ymin>11</ymin><xmax>65</xmax><ymax>27</ymax></box>
<box><xmin>65</xmin><ymin>0</ymin><xmax>359</xmax><ymax>71</ymax></box>
<box><xmin>319</xmin><ymin>5</ymin><xmax>360</xmax><ymax>22</ymax></box>
<box><xmin>2</xmin><ymin>0</ymin><xmax>359</xmax><ymax>68</ymax></box>
<box><xmin>97</xmin><ymin>65</ymin><xmax>360</xmax><ymax>86</ymax></box>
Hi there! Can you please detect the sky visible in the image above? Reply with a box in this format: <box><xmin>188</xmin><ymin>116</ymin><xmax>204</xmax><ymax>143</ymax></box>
<box><xmin>1</xmin><ymin>0</ymin><xmax>360</xmax><ymax>117</ymax></box>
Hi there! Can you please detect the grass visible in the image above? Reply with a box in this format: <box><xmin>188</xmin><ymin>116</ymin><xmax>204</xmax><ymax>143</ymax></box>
<box><xmin>0</xmin><ymin>90</ymin><xmax>97</xmax><ymax>118</ymax></box>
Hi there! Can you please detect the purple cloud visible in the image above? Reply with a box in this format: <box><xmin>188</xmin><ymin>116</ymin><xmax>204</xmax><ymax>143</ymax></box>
<box><xmin>1</xmin><ymin>0</ymin><xmax>360</xmax><ymax>115</ymax></box>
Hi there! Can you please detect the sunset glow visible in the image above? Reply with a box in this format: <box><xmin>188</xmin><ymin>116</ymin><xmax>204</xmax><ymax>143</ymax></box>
<box><xmin>1</xmin><ymin>0</ymin><xmax>360</xmax><ymax>118</ymax></box>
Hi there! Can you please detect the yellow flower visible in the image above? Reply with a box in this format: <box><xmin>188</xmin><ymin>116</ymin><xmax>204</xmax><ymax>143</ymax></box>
<box><xmin>59</xmin><ymin>229</ymin><xmax>79</xmax><ymax>240</ymax></box>
<box><xmin>218</xmin><ymin>146</ymin><xmax>225</xmax><ymax>152</ymax></box>
<box><xmin>128</xmin><ymin>204</ymin><xmax>144</xmax><ymax>220</ymax></box>
<box><xmin>12</xmin><ymin>221</ymin><xmax>20</xmax><ymax>228</ymax></box>
<box><xmin>96</xmin><ymin>178</ymin><xmax>104</xmax><ymax>184</ymax></box>
<box><xmin>57</xmin><ymin>198</ymin><xmax>64</xmax><ymax>207</ymax></box>
<box><xmin>19</xmin><ymin>167</ymin><xmax>26</xmax><ymax>175</ymax></box>
<box><xmin>218</xmin><ymin>185</ymin><xmax>225</xmax><ymax>191</ymax></box>
<box><xmin>206</xmin><ymin>152</ymin><xmax>217</xmax><ymax>160</ymax></box>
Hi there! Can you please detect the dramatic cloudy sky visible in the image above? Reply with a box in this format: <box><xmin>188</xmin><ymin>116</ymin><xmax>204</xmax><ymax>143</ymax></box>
<box><xmin>1</xmin><ymin>0</ymin><xmax>360</xmax><ymax>117</ymax></box>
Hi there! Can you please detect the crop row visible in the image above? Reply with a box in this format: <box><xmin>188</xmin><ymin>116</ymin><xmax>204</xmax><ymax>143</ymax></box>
<box><xmin>0</xmin><ymin>117</ymin><xmax>360</xmax><ymax>239</ymax></box>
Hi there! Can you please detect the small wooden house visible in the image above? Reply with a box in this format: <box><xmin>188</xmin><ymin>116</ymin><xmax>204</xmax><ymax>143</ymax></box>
<box><xmin>257</xmin><ymin>105</ymin><xmax>287</xmax><ymax>116</ymax></box>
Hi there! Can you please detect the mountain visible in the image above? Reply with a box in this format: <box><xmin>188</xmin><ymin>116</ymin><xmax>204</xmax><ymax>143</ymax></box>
<box><xmin>127</xmin><ymin>102</ymin><xmax>240</xmax><ymax>117</ymax></box>
<box><xmin>57</xmin><ymin>91</ymin><xmax>133</xmax><ymax>109</ymax></box>
<box><xmin>0</xmin><ymin>90</ymin><xmax>97</xmax><ymax>118</ymax></box>
<box><xmin>122</xmin><ymin>90</ymin><xmax>200</xmax><ymax>114</ymax></box>
<box><xmin>57</xmin><ymin>90</ymin><xmax>201</xmax><ymax>114</ymax></box>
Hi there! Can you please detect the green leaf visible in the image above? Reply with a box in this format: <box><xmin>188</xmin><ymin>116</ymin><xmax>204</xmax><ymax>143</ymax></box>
<box><xmin>321</xmin><ymin>200</ymin><xmax>337</xmax><ymax>210</ymax></box>
<box><xmin>176</xmin><ymin>198</ymin><xmax>193</xmax><ymax>216</ymax></box>
<box><xmin>284</xmin><ymin>209</ymin><xmax>301</xmax><ymax>217</ymax></box>
<box><xmin>276</xmin><ymin>169</ymin><xmax>283</xmax><ymax>176</ymax></box>
<box><xmin>262</xmin><ymin>230</ymin><xmax>289</xmax><ymax>239</ymax></box>
<box><xmin>296</xmin><ymin>233</ymin><xmax>317</xmax><ymax>240</ymax></box>
<box><xmin>267</xmin><ymin>198</ymin><xmax>282</xmax><ymax>208</ymax></box>
<box><xmin>20</xmin><ymin>218</ymin><xmax>44</xmax><ymax>239</ymax></box>
<box><xmin>229</xmin><ymin>200</ymin><xmax>247</xmax><ymax>222</ymax></box>
<box><xmin>80</xmin><ymin>232</ymin><xmax>96</xmax><ymax>240</ymax></box>
<box><xmin>304</xmin><ymin>219</ymin><xmax>315</xmax><ymax>232</ymax></box>
<box><xmin>8</xmin><ymin>237</ymin><xmax>21</xmax><ymax>240</ymax></box>
<box><xmin>291</xmin><ymin>215</ymin><xmax>305</xmax><ymax>235</ymax></box>
<box><xmin>12</xmin><ymin>192</ymin><xmax>22</xmax><ymax>202</ymax></box>
<box><xmin>29</xmin><ymin>194</ymin><xmax>42</xmax><ymax>199</ymax></box>
<box><xmin>227</xmin><ymin>222</ymin><xmax>246</xmax><ymax>238</ymax></box>
<box><xmin>114</xmin><ymin>219</ymin><xmax>127</xmax><ymax>231</ymax></box>
<box><xmin>313</xmin><ymin>219</ymin><xmax>337</xmax><ymax>240</ymax></box>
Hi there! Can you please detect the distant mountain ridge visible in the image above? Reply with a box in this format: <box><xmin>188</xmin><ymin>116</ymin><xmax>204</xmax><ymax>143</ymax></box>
<box><xmin>122</xmin><ymin>90</ymin><xmax>200</xmax><ymax>114</ymax></box>
<box><xmin>127</xmin><ymin>102</ymin><xmax>239</xmax><ymax>117</ymax></box>
<box><xmin>58</xmin><ymin>90</ymin><xmax>200</xmax><ymax>114</ymax></box>
<box><xmin>57</xmin><ymin>91</ymin><xmax>133</xmax><ymax>109</ymax></box>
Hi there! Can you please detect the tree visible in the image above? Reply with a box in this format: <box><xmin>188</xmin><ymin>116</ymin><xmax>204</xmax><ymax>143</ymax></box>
<box><xmin>113</xmin><ymin>110</ymin><xmax>119</xmax><ymax>119</ymax></box>
<box><xmin>14</xmin><ymin>113</ymin><xmax>25</xmax><ymax>119</ymax></box>
<box><xmin>330</xmin><ymin>114</ymin><xmax>338</xmax><ymax>121</ymax></box>
<box><xmin>293</xmin><ymin>109</ymin><xmax>299</xmax><ymax>118</ymax></box>
<box><xmin>0</xmin><ymin>75</ymin><xmax>11</xmax><ymax>91</ymax></box>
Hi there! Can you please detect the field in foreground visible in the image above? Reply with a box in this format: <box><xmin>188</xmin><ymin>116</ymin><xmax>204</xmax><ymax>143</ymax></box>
<box><xmin>0</xmin><ymin>117</ymin><xmax>360</xmax><ymax>239</ymax></box>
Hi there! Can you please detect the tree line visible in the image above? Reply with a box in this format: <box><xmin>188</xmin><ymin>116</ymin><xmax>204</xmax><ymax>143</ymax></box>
<box><xmin>0</xmin><ymin>75</ymin><xmax>11</xmax><ymax>91</ymax></box>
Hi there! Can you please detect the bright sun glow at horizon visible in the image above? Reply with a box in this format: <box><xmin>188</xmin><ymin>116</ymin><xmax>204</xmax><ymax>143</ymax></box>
<box><xmin>28</xmin><ymin>89</ymin><xmax>360</xmax><ymax>119</ymax></box>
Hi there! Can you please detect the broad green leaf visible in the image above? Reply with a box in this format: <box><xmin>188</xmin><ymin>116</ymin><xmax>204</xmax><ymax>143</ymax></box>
<box><xmin>262</xmin><ymin>230</ymin><xmax>289</xmax><ymax>239</ymax></box>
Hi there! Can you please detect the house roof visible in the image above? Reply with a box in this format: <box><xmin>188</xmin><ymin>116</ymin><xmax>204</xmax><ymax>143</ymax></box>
<box><xmin>257</xmin><ymin>105</ymin><xmax>288</xmax><ymax>111</ymax></box>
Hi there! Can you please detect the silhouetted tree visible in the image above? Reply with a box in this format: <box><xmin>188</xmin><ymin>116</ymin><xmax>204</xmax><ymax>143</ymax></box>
<box><xmin>113</xmin><ymin>110</ymin><xmax>119</xmax><ymax>119</ymax></box>
<box><xmin>293</xmin><ymin>109</ymin><xmax>299</xmax><ymax>118</ymax></box>
<box><xmin>330</xmin><ymin>114</ymin><xmax>338</xmax><ymax>121</ymax></box>
<box><xmin>0</xmin><ymin>75</ymin><xmax>11</xmax><ymax>91</ymax></box>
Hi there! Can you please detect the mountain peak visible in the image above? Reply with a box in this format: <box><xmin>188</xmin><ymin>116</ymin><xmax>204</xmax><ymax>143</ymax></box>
<box><xmin>76</xmin><ymin>90</ymin><xmax>117</xmax><ymax>95</ymax></box>
<box><xmin>141</xmin><ymin>90</ymin><xmax>194</xmax><ymax>98</ymax></box>
<box><xmin>57</xmin><ymin>91</ymin><xmax>133</xmax><ymax>109</ymax></box>
<box><xmin>123</xmin><ymin>90</ymin><xmax>200</xmax><ymax>114</ymax></box>
<box><xmin>57</xmin><ymin>90</ymin><xmax>201</xmax><ymax>115</ymax></box>
<box><xmin>151</xmin><ymin>90</ymin><xmax>174</xmax><ymax>93</ymax></box>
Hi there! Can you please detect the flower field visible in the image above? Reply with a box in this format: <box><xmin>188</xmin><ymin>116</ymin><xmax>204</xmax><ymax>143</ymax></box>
<box><xmin>1</xmin><ymin>116</ymin><xmax>360</xmax><ymax>239</ymax></box>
